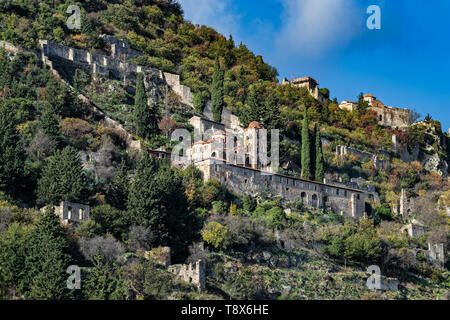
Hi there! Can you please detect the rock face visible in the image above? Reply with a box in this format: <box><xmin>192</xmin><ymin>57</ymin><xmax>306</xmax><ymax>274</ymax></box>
<box><xmin>398</xmin><ymin>122</ymin><xmax>449</xmax><ymax>177</ymax></box>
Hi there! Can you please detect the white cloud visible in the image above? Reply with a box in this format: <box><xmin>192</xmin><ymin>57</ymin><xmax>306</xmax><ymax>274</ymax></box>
<box><xmin>178</xmin><ymin>0</ymin><xmax>239</xmax><ymax>38</ymax></box>
<box><xmin>276</xmin><ymin>0</ymin><xmax>362</xmax><ymax>56</ymax></box>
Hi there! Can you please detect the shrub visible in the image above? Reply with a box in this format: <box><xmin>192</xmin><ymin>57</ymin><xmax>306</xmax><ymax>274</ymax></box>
<box><xmin>201</xmin><ymin>221</ymin><xmax>229</xmax><ymax>249</ymax></box>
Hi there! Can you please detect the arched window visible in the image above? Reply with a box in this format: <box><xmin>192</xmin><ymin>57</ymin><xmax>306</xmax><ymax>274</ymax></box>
<box><xmin>379</xmin><ymin>115</ymin><xmax>383</xmax><ymax>122</ymax></box>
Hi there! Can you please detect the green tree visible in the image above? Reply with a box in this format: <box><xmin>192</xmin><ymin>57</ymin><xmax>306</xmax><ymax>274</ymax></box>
<box><xmin>211</xmin><ymin>58</ymin><xmax>224</xmax><ymax>122</ymax></box>
<box><xmin>202</xmin><ymin>221</ymin><xmax>229</xmax><ymax>249</ymax></box>
<box><xmin>20</xmin><ymin>210</ymin><xmax>71</xmax><ymax>300</ymax></box>
<box><xmin>127</xmin><ymin>156</ymin><xmax>196</xmax><ymax>260</ymax></box>
<box><xmin>356</xmin><ymin>92</ymin><xmax>369</xmax><ymax>117</ymax></box>
<box><xmin>314</xmin><ymin>124</ymin><xmax>325</xmax><ymax>182</ymax></box>
<box><xmin>134</xmin><ymin>73</ymin><xmax>159</xmax><ymax>139</ymax></box>
<box><xmin>84</xmin><ymin>253</ymin><xmax>126</xmax><ymax>300</ymax></box>
<box><xmin>301</xmin><ymin>109</ymin><xmax>311</xmax><ymax>180</ymax></box>
<box><xmin>0</xmin><ymin>222</ymin><xmax>31</xmax><ymax>298</ymax></box>
<box><xmin>0</xmin><ymin>101</ymin><xmax>25</xmax><ymax>197</ymax></box>
<box><xmin>37</xmin><ymin>146</ymin><xmax>87</xmax><ymax>205</ymax></box>
<box><xmin>106</xmin><ymin>160</ymin><xmax>130</xmax><ymax>210</ymax></box>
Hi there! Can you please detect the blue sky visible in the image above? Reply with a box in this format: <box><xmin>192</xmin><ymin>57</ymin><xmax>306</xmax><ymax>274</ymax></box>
<box><xmin>179</xmin><ymin>0</ymin><xmax>450</xmax><ymax>131</ymax></box>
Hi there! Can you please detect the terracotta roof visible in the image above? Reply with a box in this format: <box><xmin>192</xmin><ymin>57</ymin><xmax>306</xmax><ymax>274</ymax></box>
<box><xmin>364</xmin><ymin>93</ymin><xmax>375</xmax><ymax>98</ymax></box>
<box><xmin>247</xmin><ymin>121</ymin><xmax>261</xmax><ymax>129</ymax></box>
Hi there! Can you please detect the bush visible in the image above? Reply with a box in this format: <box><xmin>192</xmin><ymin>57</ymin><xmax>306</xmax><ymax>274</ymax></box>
<box><xmin>201</xmin><ymin>221</ymin><xmax>229</xmax><ymax>250</ymax></box>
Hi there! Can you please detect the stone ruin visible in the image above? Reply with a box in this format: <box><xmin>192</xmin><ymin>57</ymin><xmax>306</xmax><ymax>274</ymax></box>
<box><xmin>53</xmin><ymin>201</ymin><xmax>90</xmax><ymax>225</ymax></box>
<box><xmin>393</xmin><ymin>189</ymin><xmax>415</xmax><ymax>217</ymax></box>
<box><xmin>428</xmin><ymin>242</ymin><xmax>447</xmax><ymax>267</ymax></box>
<box><xmin>336</xmin><ymin>145</ymin><xmax>389</xmax><ymax>170</ymax></box>
<box><xmin>401</xmin><ymin>221</ymin><xmax>428</xmax><ymax>238</ymax></box>
<box><xmin>168</xmin><ymin>260</ymin><xmax>206</xmax><ymax>293</ymax></box>
<box><xmin>39</xmin><ymin>36</ymin><xmax>193</xmax><ymax>106</ymax></box>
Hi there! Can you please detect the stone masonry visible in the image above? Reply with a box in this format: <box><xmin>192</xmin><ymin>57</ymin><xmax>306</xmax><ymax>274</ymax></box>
<box><xmin>168</xmin><ymin>260</ymin><xmax>206</xmax><ymax>293</ymax></box>
<box><xmin>54</xmin><ymin>201</ymin><xmax>90</xmax><ymax>225</ymax></box>
<box><xmin>184</xmin><ymin>117</ymin><xmax>367</xmax><ymax>218</ymax></box>
<box><xmin>39</xmin><ymin>36</ymin><xmax>193</xmax><ymax>106</ymax></box>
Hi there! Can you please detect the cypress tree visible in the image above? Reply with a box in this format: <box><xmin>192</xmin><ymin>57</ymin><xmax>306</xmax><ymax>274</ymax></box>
<box><xmin>211</xmin><ymin>58</ymin><xmax>224</xmax><ymax>122</ymax></box>
<box><xmin>301</xmin><ymin>109</ymin><xmax>311</xmax><ymax>180</ymax></box>
<box><xmin>37</xmin><ymin>146</ymin><xmax>87</xmax><ymax>205</ymax></box>
<box><xmin>134</xmin><ymin>73</ymin><xmax>159</xmax><ymax>139</ymax></box>
<box><xmin>315</xmin><ymin>124</ymin><xmax>325</xmax><ymax>182</ymax></box>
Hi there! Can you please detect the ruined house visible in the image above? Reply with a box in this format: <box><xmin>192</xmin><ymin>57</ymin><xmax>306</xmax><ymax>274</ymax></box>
<box><xmin>53</xmin><ymin>201</ymin><xmax>90</xmax><ymax>225</ymax></box>
<box><xmin>168</xmin><ymin>260</ymin><xmax>206</xmax><ymax>293</ymax></box>
<box><xmin>339</xmin><ymin>94</ymin><xmax>411</xmax><ymax>128</ymax></box>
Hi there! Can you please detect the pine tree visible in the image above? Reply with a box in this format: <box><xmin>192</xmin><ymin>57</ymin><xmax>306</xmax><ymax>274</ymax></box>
<box><xmin>134</xmin><ymin>73</ymin><xmax>159</xmax><ymax>139</ymax></box>
<box><xmin>37</xmin><ymin>146</ymin><xmax>87</xmax><ymax>205</ymax></box>
<box><xmin>20</xmin><ymin>210</ymin><xmax>71</xmax><ymax>300</ymax></box>
<box><xmin>314</xmin><ymin>124</ymin><xmax>325</xmax><ymax>182</ymax></box>
<box><xmin>127</xmin><ymin>156</ymin><xmax>195</xmax><ymax>259</ymax></box>
<box><xmin>84</xmin><ymin>253</ymin><xmax>126</xmax><ymax>300</ymax></box>
<box><xmin>301</xmin><ymin>109</ymin><xmax>311</xmax><ymax>180</ymax></box>
<box><xmin>106</xmin><ymin>160</ymin><xmax>129</xmax><ymax>210</ymax></box>
<box><xmin>0</xmin><ymin>101</ymin><xmax>25</xmax><ymax>197</ymax></box>
<box><xmin>211</xmin><ymin>58</ymin><xmax>224</xmax><ymax>122</ymax></box>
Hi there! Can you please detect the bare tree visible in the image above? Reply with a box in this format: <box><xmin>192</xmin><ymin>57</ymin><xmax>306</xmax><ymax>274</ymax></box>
<box><xmin>127</xmin><ymin>225</ymin><xmax>153</xmax><ymax>252</ymax></box>
<box><xmin>79</xmin><ymin>236</ymin><xmax>125</xmax><ymax>264</ymax></box>
<box><xmin>26</xmin><ymin>130</ymin><xmax>55</xmax><ymax>160</ymax></box>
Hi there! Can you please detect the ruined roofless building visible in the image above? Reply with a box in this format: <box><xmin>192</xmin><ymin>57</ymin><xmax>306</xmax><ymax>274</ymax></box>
<box><xmin>183</xmin><ymin>117</ymin><xmax>367</xmax><ymax>219</ymax></box>
<box><xmin>53</xmin><ymin>201</ymin><xmax>90</xmax><ymax>225</ymax></box>
<box><xmin>281</xmin><ymin>76</ymin><xmax>327</xmax><ymax>106</ymax></box>
<box><xmin>339</xmin><ymin>94</ymin><xmax>411</xmax><ymax>128</ymax></box>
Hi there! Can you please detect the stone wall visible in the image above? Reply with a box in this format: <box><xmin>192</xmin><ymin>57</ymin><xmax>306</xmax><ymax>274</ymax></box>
<box><xmin>168</xmin><ymin>260</ymin><xmax>206</xmax><ymax>293</ymax></box>
<box><xmin>428</xmin><ymin>243</ymin><xmax>447</xmax><ymax>267</ymax></box>
<box><xmin>371</xmin><ymin>105</ymin><xmax>411</xmax><ymax>128</ymax></box>
<box><xmin>336</xmin><ymin>146</ymin><xmax>388</xmax><ymax>170</ymax></box>
<box><xmin>39</xmin><ymin>37</ymin><xmax>193</xmax><ymax>107</ymax></box>
<box><xmin>197</xmin><ymin>159</ymin><xmax>366</xmax><ymax>218</ymax></box>
<box><xmin>401</xmin><ymin>223</ymin><xmax>428</xmax><ymax>238</ymax></box>
<box><xmin>54</xmin><ymin>201</ymin><xmax>90</xmax><ymax>224</ymax></box>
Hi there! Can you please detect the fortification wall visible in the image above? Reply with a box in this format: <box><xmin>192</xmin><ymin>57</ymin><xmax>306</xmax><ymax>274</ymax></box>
<box><xmin>197</xmin><ymin>159</ymin><xmax>366</xmax><ymax>218</ymax></box>
<box><xmin>39</xmin><ymin>38</ymin><xmax>193</xmax><ymax>107</ymax></box>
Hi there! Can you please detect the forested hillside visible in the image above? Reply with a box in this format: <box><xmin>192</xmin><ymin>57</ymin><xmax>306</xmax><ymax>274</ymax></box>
<box><xmin>0</xmin><ymin>0</ymin><xmax>448</xmax><ymax>300</ymax></box>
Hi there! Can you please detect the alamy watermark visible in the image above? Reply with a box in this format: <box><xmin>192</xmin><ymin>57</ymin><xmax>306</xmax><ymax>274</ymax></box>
<box><xmin>366</xmin><ymin>5</ymin><xmax>381</xmax><ymax>30</ymax></box>
<box><xmin>67</xmin><ymin>265</ymin><xmax>81</xmax><ymax>290</ymax></box>
<box><xmin>66</xmin><ymin>5</ymin><xmax>81</xmax><ymax>30</ymax></box>
<box><xmin>366</xmin><ymin>265</ymin><xmax>382</xmax><ymax>290</ymax></box>
<box><xmin>170</xmin><ymin>128</ymin><xmax>280</xmax><ymax>174</ymax></box>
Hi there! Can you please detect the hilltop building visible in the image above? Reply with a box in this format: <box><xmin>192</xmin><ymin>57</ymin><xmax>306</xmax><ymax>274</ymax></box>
<box><xmin>339</xmin><ymin>94</ymin><xmax>411</xmax><ymax>128</ymax></box>
<box><xmin>281</xmin><ymin>76</ymin><xmax>327</xmax><ymax>105</ymax></box>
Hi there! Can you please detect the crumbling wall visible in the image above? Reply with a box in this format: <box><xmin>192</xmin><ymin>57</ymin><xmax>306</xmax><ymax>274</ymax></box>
<box><xmin>428</xmin><ymin>243</ymin><xmax>447</xmax><ymax>267</ymax></box>
<box><xmin>54</xmin><ymin>201</ymin><xmax>90</xmax><ymax>224</ymax></box>
<box><xmin>168</xmin><ymin>260</ymin><xmax>206</xmax><ymax>293</ymax></box>
<box><xmin>39</xmin><ymin>38</ymin><xmax>193</xmax><ymax>107</ymax></box>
